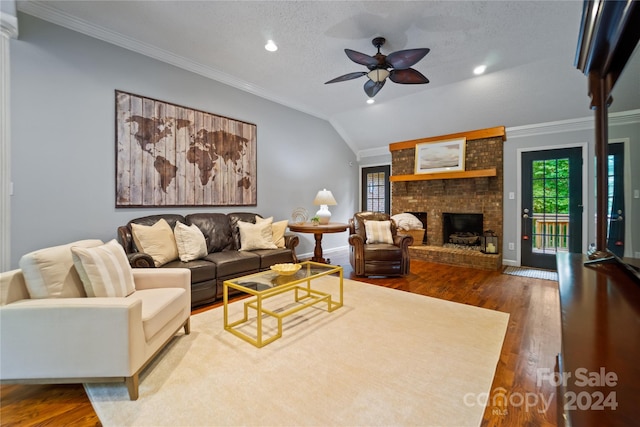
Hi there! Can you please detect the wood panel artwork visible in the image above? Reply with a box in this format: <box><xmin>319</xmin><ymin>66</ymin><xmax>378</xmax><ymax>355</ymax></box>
<box><xmin>115</xmin><ymin>90</ymin><xmax>257</xmax><ymax>207</ymax></box>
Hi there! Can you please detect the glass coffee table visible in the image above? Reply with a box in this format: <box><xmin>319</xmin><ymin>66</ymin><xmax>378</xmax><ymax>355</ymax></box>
<box><xmin>223</xmin><ymin>261</ymin><xmax>343</xmax><ymax>347</ymax></box>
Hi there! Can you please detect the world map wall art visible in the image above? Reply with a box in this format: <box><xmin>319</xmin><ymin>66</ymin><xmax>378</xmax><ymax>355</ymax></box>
<box><xmin>115</xmin><ymin>90</ymin><xmax>257</xmax><ymax>207</ymax></box>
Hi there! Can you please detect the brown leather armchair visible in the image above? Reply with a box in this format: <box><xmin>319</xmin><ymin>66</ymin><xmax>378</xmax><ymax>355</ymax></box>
<box><xmin>348</xmin><ymin>212</ymin><xmax>413</xmax><ymax>276</ymax></box>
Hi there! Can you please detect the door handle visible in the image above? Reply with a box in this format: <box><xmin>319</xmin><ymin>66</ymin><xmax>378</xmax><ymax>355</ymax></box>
<box><xmin>611</xmin><ymin>210</ymin><xmax>624</xmax><ymax>222</ymax></box>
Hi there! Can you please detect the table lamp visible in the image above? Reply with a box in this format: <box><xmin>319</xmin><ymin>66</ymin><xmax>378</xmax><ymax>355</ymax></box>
<box><xmin>313</xmin><ymin>189</ymin><xmax>337</xmax><ymax>225</ymax></box>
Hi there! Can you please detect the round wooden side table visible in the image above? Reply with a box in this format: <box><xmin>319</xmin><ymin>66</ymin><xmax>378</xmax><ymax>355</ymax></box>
<box><xmin>288</xmin><ymin>222</ymin><xmax>349</xmax><ymax>264</ymax></box>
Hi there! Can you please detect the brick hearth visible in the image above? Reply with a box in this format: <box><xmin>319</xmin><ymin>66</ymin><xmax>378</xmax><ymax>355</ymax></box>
<box><xmin>408</xmin><ymin>246</ymin><xmax>502</xmax><ymax>270</ymax></box>
<box><xmin>390</xmin><ymin>128</ymin><xmax>505</xmax><ymax>270</ymax></box>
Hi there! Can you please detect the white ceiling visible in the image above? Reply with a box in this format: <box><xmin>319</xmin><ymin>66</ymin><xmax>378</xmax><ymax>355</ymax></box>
<box><xmin>17</xmin><ymin>0</ymin><xmax>600</xmax><ymax>156</ymax></box>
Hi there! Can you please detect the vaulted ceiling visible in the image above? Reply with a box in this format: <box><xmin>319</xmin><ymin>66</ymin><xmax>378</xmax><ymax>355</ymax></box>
<box><xmin>16</xmin><ymin>1</ymin><xmax>608</xmax><ymax>156</ymax></box>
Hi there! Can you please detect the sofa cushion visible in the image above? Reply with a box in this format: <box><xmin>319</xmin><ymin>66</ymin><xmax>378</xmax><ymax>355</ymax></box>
<box><xmin>364</xmin><ymin>244</ymin><xmax>402</xmax><ymax>261</ymax></box>
<box><xmin>71</xmin><ymin>240</ymin><xmax>136</xmax><ymax>297</ymax></box>
<box><xmin>174</xmin><ymin>221</ymin><xmax>208</xmax><ymax>262</ymax></box>
<box><xmin>131</xmin><ymin>219</ymin><xmax>179</xmax><ymax>267</ymax></box>
<box><xmin>186</xmin><ymin>213</ymin><xmax>235</xmax><ymax>253</ymax></box>
<box><xmin>364</xmin><ymin>220</ymin><xmax>394</xmax><ymax>244</ymax></box>
<box><xmin>19</xmin><ymin>239</ymin><xmax>104</xmax><ymax>299</ymax></box>
<box><xmin>251</xmin><ymin>248</ymin><xmax>296</xmax><ymax>270</ymax></box>
<box><xmin>127</xmin><ymin>287</ymin><xmax>188</xmax><ymax>341</ymax></box>
<box><xmin>204</xmin><ymin>251</ymin><xmax>260</xmax><ymax>278</ymax></box>
<box><xmin>163</xmin><ymin>258</ymin><xmax>216</xmax><ymax>283</ymax></box>
<box><xmin>128</xmin><ymin>214</ymin><xmax>186</xmax><ymax>229</ymax></box>
<box><xmin>237</xmin><ymin>220</ymin><xmax>277</xmax><ymax>250</ymax></box>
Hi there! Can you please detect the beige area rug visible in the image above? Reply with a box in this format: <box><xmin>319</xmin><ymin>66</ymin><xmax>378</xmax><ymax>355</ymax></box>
<box><xmin>85</xmin><ymin>277</ymin><xmax>509</xmax><ymax>427</ymax></box>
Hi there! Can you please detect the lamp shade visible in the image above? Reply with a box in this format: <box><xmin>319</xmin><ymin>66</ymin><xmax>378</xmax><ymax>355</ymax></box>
<box><xmin>313</xmin><ymin>189</ymin><xmax>337</xmax><ymax>206</ymax></box>
<box><xmin>367</xmin><ymin>69</ymin><xmax>390</xmax><ymax>83</ymax></box>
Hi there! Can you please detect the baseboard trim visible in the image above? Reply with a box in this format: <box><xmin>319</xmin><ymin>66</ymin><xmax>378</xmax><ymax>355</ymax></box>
<box><xmin>298</xmin><ymin>245</ymin><xmax>349</xmax><ymax>262</ymax></box>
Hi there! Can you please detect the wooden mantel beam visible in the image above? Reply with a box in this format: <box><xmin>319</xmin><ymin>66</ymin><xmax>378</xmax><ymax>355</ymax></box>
<box><xmin>388</xmin><ymin>126</ymin><xmax>506</xmax><ymax>152</ymax></box>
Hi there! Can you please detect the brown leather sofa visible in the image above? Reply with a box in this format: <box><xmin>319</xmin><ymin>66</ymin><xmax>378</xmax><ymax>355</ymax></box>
<box><xmin>117</xmin><ymin>212</ymin><xmax>299</xmax><ymax>307</ymax></box>
<box><xmin>348</xmin><ymin>212</ymin><xmax>413</xmax><ymax>277</ymax></box>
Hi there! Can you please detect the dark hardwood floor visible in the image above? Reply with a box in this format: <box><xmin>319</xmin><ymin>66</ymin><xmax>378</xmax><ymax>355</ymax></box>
<box><xmin>1</xmin><ymin>251</ymin><xmax>560</xmax><ymax>427</ymax></box>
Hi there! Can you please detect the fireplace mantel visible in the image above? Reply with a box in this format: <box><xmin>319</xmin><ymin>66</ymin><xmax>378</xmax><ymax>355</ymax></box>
<box><xmin>389</xmin><ymin>168</ymin><xmax>496</xmax><ymax>182</ymax></box>
<box><xmin>388</xmin><ymin>126</ymin><xmax>506</xmax><ymax>151</ymax></box>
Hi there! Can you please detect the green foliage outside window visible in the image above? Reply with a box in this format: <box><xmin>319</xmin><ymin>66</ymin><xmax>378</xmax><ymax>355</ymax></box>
<box><xmin>532</xmin><ymin>159</ymin><xmax>570</xmax><ymax>214</ymax></box>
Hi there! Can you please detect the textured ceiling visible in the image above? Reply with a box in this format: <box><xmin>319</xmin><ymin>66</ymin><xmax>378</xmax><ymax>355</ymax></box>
<box><xmin>16</xmin><ymin>0</ymin><xmax>607</xmax><ymax>156</ymax></box>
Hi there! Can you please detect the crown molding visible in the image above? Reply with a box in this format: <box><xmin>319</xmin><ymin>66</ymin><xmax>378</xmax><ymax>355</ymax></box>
<box><xmin>506</xmin><ymin>109</ymin><xmax>640</xmax><ymax>139</ymax></box>
<box><xmin>357</xmin><ymin>109</ymin><xmax>640</xmax><ymax>159</ymax></box>
<box><xmin>1</xmin><ymin>5</ymin><xmax>19</xmax><ymax>39</ymax></box>
<box><xmin>609</xmin><ymin>109</ymin><xmax>640</xmax><ymax>126</ymax></box>
<box><xmin>358</xmin><ymin>146</ymin><xmax>390</xmax><ymax>160</ymax></box>
<box><xmin>506</xmin><ymin>116</ymin><xmax>593</xmax><ymax>139</ymax></box>
<box><xmin>16</xmin><ymin>1</ymin><xmax>327</xmax><ymax>121</ymax></box>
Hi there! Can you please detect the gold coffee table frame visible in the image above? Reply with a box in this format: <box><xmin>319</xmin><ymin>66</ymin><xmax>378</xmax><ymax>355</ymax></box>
<box><xmin>223</xmin><ymin>261</ymin><xmax>343</xmax><ymax>347</ymax></box>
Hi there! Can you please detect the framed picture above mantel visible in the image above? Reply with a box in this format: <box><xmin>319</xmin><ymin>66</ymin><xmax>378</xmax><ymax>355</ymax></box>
<box><xmin>414</xmin><ymin>138</ymin><xmax>466</xmax><ymax>174</ymax></box>
<box><xmin>115</xmin><ymin>90</ymin><xmax>257</xmax><ymax>207</ymax></box>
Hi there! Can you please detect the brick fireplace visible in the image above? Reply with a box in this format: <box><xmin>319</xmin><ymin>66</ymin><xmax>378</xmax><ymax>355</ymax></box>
<box><xmin>389</xmin><ymin>127</ymin><xmax>505</xmax><ymax>270</ymax></box>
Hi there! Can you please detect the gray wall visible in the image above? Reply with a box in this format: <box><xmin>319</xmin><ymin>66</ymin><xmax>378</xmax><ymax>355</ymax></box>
<box><xmin>9</xmin><ymin>13</ymin><xmax>358</xmax><ymax>268</ymax></box>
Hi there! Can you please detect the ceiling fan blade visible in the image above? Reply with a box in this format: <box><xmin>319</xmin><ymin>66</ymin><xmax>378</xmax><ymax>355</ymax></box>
<box><xmin>364</xmin><ymin>79</ymin><xmax>385</xmax><ymax>97</ymax></box>
<box><xmin>345</xmin><ymin>49</ymin><xmax>379</xmax><ymax>67</ymax></box>
<box><xmin>386</xmin><ymin>48</ymin><xmax>430</xmax><ymax>70</ymax></box>
<box><xmin>389</xmin><ymin>68</ymin><xmax>430</xmax><ymax>84</ymax></box>
<box><xmin>325</xmin><ymin>71</ymin><xmax>367</xmax><ymax>84</ymax></box>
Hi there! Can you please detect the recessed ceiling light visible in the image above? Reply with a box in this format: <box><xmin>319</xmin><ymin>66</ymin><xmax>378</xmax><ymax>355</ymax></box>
<box><xmin>265</xmin><ymin>40</ymin><xmax>278</xmax><ymax>52</ymax></box>
<box><xmin>367</xmin><ymin>98</ymin><xmax>375</xmax><ymax>104</ymax></box>
<box><xmin>473</xmin><ymin>65</ymin><xmax>487</xmax><ymax>75</ymax></box>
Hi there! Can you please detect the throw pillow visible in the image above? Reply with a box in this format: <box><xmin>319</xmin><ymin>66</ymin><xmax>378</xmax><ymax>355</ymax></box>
<box><xmin>364</xmin><ymin>220</ymin><xmax>394</xmax><ymax>244</ymax></box>
<box><xmin>131</xmin><ymin>218</ymin><xmax>179</xmax><ymax>267</ymax></box>
<box><xmin>256</xmin><ymin>216</ymin><xmax>289</xmax><ymax>248</ymax></box>
<box><xmin>271</xmin><ymin>220</ymin><xmax>289</xmax><ymax>248</ymax></box>
<box><xmin>238</xmin><ymin>219</ymin><xmax>277</xmax><ymax>251</ymax></box>
<box><xmin>174</xmin><ymin>221</ymin><xmax>208</xmax><ymax>262</ymax></box>
<box><xmin>19</xmin><ymin>239</ymin><xmax>104</xmax><ymax>299</ymax></box>
<box><xmin>71</xmin><ymin>239</ymin><xmax>136</xmax><ymax>297</ymax></box>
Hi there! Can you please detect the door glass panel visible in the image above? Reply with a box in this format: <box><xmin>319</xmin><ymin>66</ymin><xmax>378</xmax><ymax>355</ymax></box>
<box><xmin>531</xmin><ymin>158</ymin><xmax>570</xmax><ymax>255</ymax></box>
<box><xmin>366</xmin><ymin>172</ymin><xmax>385</xmax><ymax>211</ymax></box>
<box><xmin>606</xmin><ymin>143</ymin><xmax>625</xmax><ymax>257</ymax></box>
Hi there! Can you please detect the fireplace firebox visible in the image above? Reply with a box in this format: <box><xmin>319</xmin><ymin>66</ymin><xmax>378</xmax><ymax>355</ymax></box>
<box><xmin>442</xmin><ymin>213</ymin><xmax>483</xmax><ymax>246</ymax></box>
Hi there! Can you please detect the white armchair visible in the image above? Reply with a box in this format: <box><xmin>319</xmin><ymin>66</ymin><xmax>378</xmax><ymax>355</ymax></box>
<box><xmin>0</xmin><ymin>240</ymin><xmax>191</xmax><ymax>400</ymax></box>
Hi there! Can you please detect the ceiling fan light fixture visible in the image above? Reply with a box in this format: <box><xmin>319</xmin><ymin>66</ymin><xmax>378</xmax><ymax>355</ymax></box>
<box><xmin>366</xmin><ymin>98</ymin><xmax>375</xmax><ymax>104</ymax></box>
<box><xmin>367</xmin><ymin>68</ymin><xmax>390</xmax><ymax>82</ymax></box>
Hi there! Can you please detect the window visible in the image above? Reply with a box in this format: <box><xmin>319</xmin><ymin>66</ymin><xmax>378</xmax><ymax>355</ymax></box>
<box><xmin>361</xmin><ymin>165</ymin><xmax>390</xmax><ymax>213</ymax></box>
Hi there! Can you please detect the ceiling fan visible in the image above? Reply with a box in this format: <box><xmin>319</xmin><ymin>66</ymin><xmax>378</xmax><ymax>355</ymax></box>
<box><xmin>325</xmin><ymin>37</ymin><xmax>430</xmax><ymax>98</ymax></box>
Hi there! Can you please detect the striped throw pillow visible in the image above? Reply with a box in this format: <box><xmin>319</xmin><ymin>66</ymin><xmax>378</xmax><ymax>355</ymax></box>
<box><xmin>71</xmin><ymin>239</ymin><xmax>136</xmax><ymax>297</ymax></box>
<box><xmin>364</xmin><ymin>220</ymin><xmax>394</xmax><ymax>244</ymax></box>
